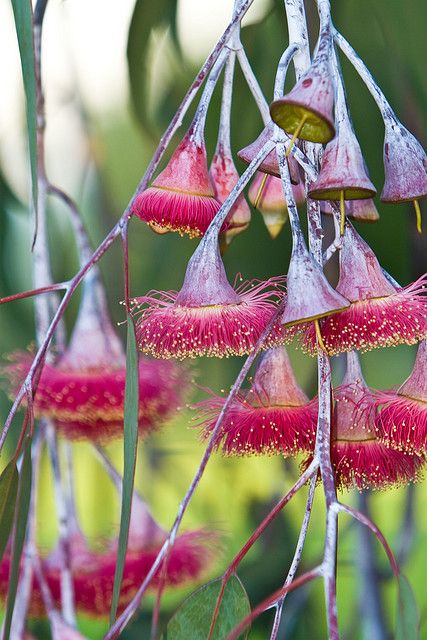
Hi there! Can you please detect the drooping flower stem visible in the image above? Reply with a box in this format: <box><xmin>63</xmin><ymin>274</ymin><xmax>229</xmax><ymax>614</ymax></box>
<box><xmin>273</xmin><ymin>44</ymin><xmax>299</xmax><ymax>100</ymax></box>
<box><xmin>269</xmin><ymin>474</ymin><xmax>317</xmax><ymax>640</ymax></box>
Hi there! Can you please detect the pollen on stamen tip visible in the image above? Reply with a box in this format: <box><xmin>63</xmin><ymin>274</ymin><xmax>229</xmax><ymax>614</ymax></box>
<box><xmin>130</xmin><ymin>277</ymin><xmax>293</xmax><ymax>360</ymax></box>
<box><xmin>131</xmin><ymin>134</ymin><xmax>222</xmax><ymax>238</ymax></box>
<box><xmin>301</xmin><ymin>275</ymin><xmax>427</xmax><ymax>356</ymax></box>
<box><xmin>197</xmin><ymin>347</ymin><xmax>317</xmax><ymax>456</ymax></box>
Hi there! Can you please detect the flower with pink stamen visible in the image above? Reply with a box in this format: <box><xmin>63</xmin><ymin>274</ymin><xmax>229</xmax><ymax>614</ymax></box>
<box><xmin>3</xmin><ymin>275</ymin><xmax>185</xmax><ymax>440</ymax></box>
<box><xmin>374</xmin><ymin>340</ymin><xmax>427</xmax><ymax>453</ymax></box>
<box><xmin>302</xmin><ymin>223</ymin><xmax>427</xmax><ymax>355</ymax></box>
<box><xmin>131</xmin><ymin>234</ymin><xmax>291</xmax><ymax>360</ymax></box>
<box><xmin>132</xmin><ymin>132</ymin><xmax>221</xmax><ymax>238</ymax></box>
<box><xmin>200</xmin><ymin>346</ymin><xmax>317</xmax><ymax>456</ymax></box>
<box><xmin>303</xmin><ymin>352</ymin><xmax>423</xmax><ymax>491</ymax></box>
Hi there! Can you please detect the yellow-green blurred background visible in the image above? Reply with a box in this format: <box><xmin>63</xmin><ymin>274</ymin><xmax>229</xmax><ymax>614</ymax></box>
<box><xmin>1</xmin><ymin>0</ymin><xmax>426</xmax><ymax>637</ymax></box>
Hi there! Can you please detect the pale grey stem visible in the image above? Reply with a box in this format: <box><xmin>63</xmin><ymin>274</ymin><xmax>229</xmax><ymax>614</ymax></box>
<box><xmin>273</xmin><ymin>44</ymin><xmax>299</xmax><ymax>99</ymax></box>
<box><xmin>333</xmin><ymin>30</ymin><xmax>395</xmax><ymax>122</ymax></box>
<box><xmin>276</xmin><ymin>141</ymin><xmax>303</xmax><ymax>246</ymax></box>
<box><xmin>323</xmin><ymin>211</ymin><xmax>343</xmax><ymax>264</ymax></box>
<box><xmin>284</xmin><ymin>3</ymin><xmax>340</xmax><ymax>639</ymax></box>
<box><xmin>191</xmin><ymin>50</ymin><xmax>228</xmax><ymax>145</ymax></box>
<box><xmin>236</xmin><ymin>47</ymin><xmax>271</xmax><ymax>124</ymax></box>
<box><xmin>92</xmin><ymin>443</ymin><xmax>123</xmax><ymax>493</ymax></box>
<box><xmin>63</xmin><ymin>442</ymin><xmax>79</xmax><ymax>523</ymax></box>
<box><xmin>45</xmin><ymin>421</ymin><xmax>76</xmax><ymax>626</ymax></box>
<box><xmin>32</xmin><ymin>8</ymin><xmax>77</xmax><ymax>629</ymax></box>
<box><xmin>103</xmin><ymin>299</ymin><xmax>287</xmax><ymax>640</ymax></box>
<box><xmin>270</xmin><ymin>474</ymin><xmax>317</xmax><ymax>640</ymax></box>
<box><xmin>216</xmin><ymin>51</ymin><xmax>237</xmax><ymax>156</ymax></box>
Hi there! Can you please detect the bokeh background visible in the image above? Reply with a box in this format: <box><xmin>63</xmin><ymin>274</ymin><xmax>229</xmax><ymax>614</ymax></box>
<box><xmin>0</xmin><ymin>0</ymin><xmax>426</xmax><ymax>637</ymax></box>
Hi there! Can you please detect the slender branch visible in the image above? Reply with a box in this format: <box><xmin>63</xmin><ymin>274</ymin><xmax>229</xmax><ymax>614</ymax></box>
<box><xmin>270</xmin><ymin>474</ymin><xmax>317</xmax><ymax>639</ymax></box>
<box><xmin>236</xmin><ymin>47</ymin><xmax>270</xmax><ymax>123</ymax></box>
<box><xmin>0</xmin><ymin>282</ymin><xmax>69</xmax><ymax>306</ymax></box>
<box><xmin>103</xmin><ymin>299</ymin><xmax>289</xmax><ymax>640</ymax></box>
<box><xmin>273</xmin><ymin>44</ymin><xmax>299</xmax><ymax>99</ymax></box>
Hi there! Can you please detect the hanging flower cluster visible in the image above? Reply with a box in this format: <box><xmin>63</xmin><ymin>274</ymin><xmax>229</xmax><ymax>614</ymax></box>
<box><xmin>128</xmin><ymin>0</ymin><xmax>427</xmax><ymax>496</ymax></box>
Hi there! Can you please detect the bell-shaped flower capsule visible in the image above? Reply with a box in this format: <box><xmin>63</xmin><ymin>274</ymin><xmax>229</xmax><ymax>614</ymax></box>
<box><xmin>328</xmin><ymin>352</ymin><xmax>422</xmax><ymax>490</ymax></box>
<box><xmin>132</xmin><ymin>132</ymin><xmax>221</xmax><ymax>238</ymax></box>
<box><xmin>309</xmin><ymin>118</ymin><xmax>376</xmax><ymax>233</ymax></box>
<box><xmin>374</xmin><ymin>340</ymin><xmax>427</xmax><ymax>454</ymax></box>
<box><xmin>320</xmin><ymin>198</ymin><xmax>379</xmax><ymax>223</ymax></box>
<box><xmin>282</xmin><ymin>233</ymin><xmax>349</xmax><ymax>328</ymax></box>
<box><xmin>199</xmin><ymin>346</ymin><xmax>317</xmax><ymax>456</ymax></box>
<box><xmin>131</xmin><ymin>233</ymin><xmax>292</xmax><ymax>359</ymax></box>
<box><xmin>237</xmin><ymin>123</ymin><xmax>301</xmax><ymax>184</ymax></box>
<box><xmin>270</xmin><ymin>56</ymin><xmax>335</xmax><ymax>144</ymax></box>
<box><xmin>210</xmin><ymin>147</ymin><xmax>251</xmax><ymax>246</ymax></box>
<box><xmin>381</xmin><ymin>118</ymin><xmax>427</xmax><ymax>232</ymax></box>
<box><xmin>302</xmin><ymin>223</ymin><xmax>427</xmax><ymax>355</ymax></box>
<box><xmin>248</xmin><ymin>172</ymin><xmax>305</xmax><ymax>239</ymax></box>
<box><xmin>3</xmin><ymin>274</ymin><xmax>185</xmax><ymax>440</ymax></box>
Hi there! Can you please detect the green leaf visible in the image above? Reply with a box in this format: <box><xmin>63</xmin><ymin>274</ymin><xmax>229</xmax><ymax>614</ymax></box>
<box><xmin>396</xmin><ymin>574</ymin><xmax>420</xmax><ymax>640</ymax></box>
<box><xmin>165</xmin><ymin>575</ymin><xmax>251</xmax><ymax>640</ymax></box>
<box><xmin>3</xmin><ymin>437</ymin><xmax>32</xmax><ymax>640</ymax></box>
<box><xmin>0</xmin><ymin>460</ymin><xmax>19</xmax><ymax>564</ymax></box>
<box><xmin>127</xmin><ymin>0</ymin><xmax>180</xmax><ymax>132</ymax></box>
<box><xmin>110</xmin><ymin>316</ymin><xmax>140</xmax><ymax>623</ymax></box>
<box><xmin>10</xmin><ymin>0</ymin><xmax>38</xmax><ymax>214</ymax></box>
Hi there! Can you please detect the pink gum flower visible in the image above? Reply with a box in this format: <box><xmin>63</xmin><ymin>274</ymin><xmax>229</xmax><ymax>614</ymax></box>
<box><xmin>132</xmin><ymin>133</ymin><xmax>222</xmax><ymax>238</ymax></box>
<box><xmin>131</xmin><ymin>234</ymin><xmax>292</xmax><ymax>360</ymax></box>
<box><xmin>199</xmin><ymin>346</ymin><xmax>317</xmax><ymax>456</ymax></box>
<box><xmin>302</xmin><ymin>223</ymin><xmax>427</xmax><ymax>355</ymax></box>
<box><xmin>374</xmin><ymin>340</ymin><xmax>427</xmax><ymax>453</ymax></box>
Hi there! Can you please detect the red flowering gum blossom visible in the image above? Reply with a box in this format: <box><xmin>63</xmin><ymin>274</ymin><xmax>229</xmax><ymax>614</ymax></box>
<box><xmin>131</xmin><ymin>234</ymin><xmax>291</xmax><ymax>360</ymax></box>
<box><xmin>270</xmin><ymin>57</ymin><xmax>335</xmax><ymax>144</ymax></box>
<box><xmin>381</xmin><ymin>119</ymin><xmax>427</xmax><ymax>204</ymax></box>
<box><xmin>282</xmin><ymin>233</ymin><xmax>349</xmax><ymax>326</ymax></box>
<box><xmin>248</xmin><ymin>172</ymin><xmax>305</xmax><ymax>239</ymax></box>
<box><xmin>3</xmin><ymin>278</ymin><xmax>185</xmax><ymax>440</ymax></box>
<box><xmin>308</xmin><ymin>120</ymin><xmax>376</xmax><ymax>201</ymax></box>
<box><xmin>237</xmin><ymin>122</ymin><xmax>301</xmax><ymax>184</ymax></box>
<box><xmin>320</xmin><ymin>198</ymin><xmax>379</xmax><ymax>223</ymax></box>
<box><xmin>132</xmin><ymin>133</ymin><xmax>221</xmax><ymax>238</ymax></box>
<box><xmin>210</xmin><ymin>148</ymin><xmax>251</xmax><ymax>244</ymax></box>
<box><xmin>302</xmin><ymin>223</ymin><xmax>427</xmax><ymax>355</ymax></box>
<box><xmin>200</xmin><ymin>346</ymin><xmax>317</xmax><ymax>456</ymax></box>
<box><xmin>0</xmin><ymin>499</ymin><xmax>215</xmax><ymax>618</ymax></box>
<box><xmin>329</xmin><ymin>352</ymin><xmax>422</xmax><ymax>491</ymax></box>
<box><xmin>374</xmin><ymin>340</ymin><xmax>427</xmax><ymax>453</ymax></box>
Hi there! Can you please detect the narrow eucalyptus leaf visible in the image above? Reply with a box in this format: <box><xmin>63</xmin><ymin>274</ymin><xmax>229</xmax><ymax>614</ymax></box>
<box><xmin>110</xmin><ymin>316</ymin><xmax>140</xmax><ymax>623</ymax></box>
<box><xmin>0</xmin><ymin>461</ymin><xmax>19</xmax><ymax>563</ymax></box>
<box><xmin>396</xmin><ymin>574</ymin><xmax>420</xmax><ymax>640</ymax></box>
<box><xmin>166</xmin><ymin>575</ymin><xmax>251</xmax><ymax>640</ymax></box>
<box><xmin>10</xmin><ymin>0</ymin><xmax>38</xmax><ymax>214</ymax></box>
<box><xmin>3</xmin><ymin>438</ymin><xmax>33</xmax><ymax>640</ymax></box>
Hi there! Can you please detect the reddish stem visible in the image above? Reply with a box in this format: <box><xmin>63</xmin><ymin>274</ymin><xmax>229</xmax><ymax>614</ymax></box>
<box><xmin>207</xmin><ymin>460</ymin><xmax>318</xmax><ymax>640</ymax></box>
<box><xmin>336</xmin><ymin>503</ymin><xmax>400</xmax><ymax>578</ymax></box>
<box><xmin>226</xmin><ymin>566</ymin><xmax>322</xmax><ymax>640</ymax></box>
<box><xmin>0</xmin><ymin>282</ymin><xmax>69</xmax><ymax>306</ymax></box>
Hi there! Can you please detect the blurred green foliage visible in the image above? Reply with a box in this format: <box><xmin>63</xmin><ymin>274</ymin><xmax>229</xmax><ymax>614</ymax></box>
<box><xmin>1</xmin><ymin>0</ymin><xmax>427</xmax><ymax>638</ymax></box>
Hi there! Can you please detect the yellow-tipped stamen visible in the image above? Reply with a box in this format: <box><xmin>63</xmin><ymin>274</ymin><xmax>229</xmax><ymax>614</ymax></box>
<box><xmin>414</xmin><ymin>199</ymin><xmax>422</xmax><ymax>234</ymax></box>
<box><xmin>314</xmin><ymin>319</ymin><xmax>326</xmax><ymax>352</ymax></box>
<box><xmin>253</xmin><ymin>173</ymin><xmax>268</xmax><ymax>209</ymax></box>
<box><xmin>340</xmin><ymin>190</ymin><xmax>346</xmax><ymax>236</ymax></box>
<box><xmin>285</xmin><ymin>114</ymin><xmax>308</xmax><ymax>158</ymax></box>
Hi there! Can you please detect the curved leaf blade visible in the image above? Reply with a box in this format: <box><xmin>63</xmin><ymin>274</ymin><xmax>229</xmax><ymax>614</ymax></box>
<box><xmin>110</xmin><ymin>316</ymin><xmax>140</xmax><ymax>623</ymax></box>
<box><xmin>3</xmin><ymin>437</ymin><xmax>33</xmax><ymax>640</ymax></box>
<box><xmin>0</xmin><ymin>460</ymin><xmax>19</xmax><ymax>564</ymax></box>
<box><xmin>11</xmin><ymin>0</ymin><xmax>38</xmax><ymax>214</ymax></box>
<box><xmin>396</xmin><ymin>574</ymin><xmax>419</xmax><ymax>640</ymax></box>
<box><xmin>165</xmin><ymin>575</ymin><xmax>251</xmax><ymax>640</ymax></box>
<box><xmin>127</xmin><ymin>0</ymin><xmax>180</xmax><ymax>132</ymax></box>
